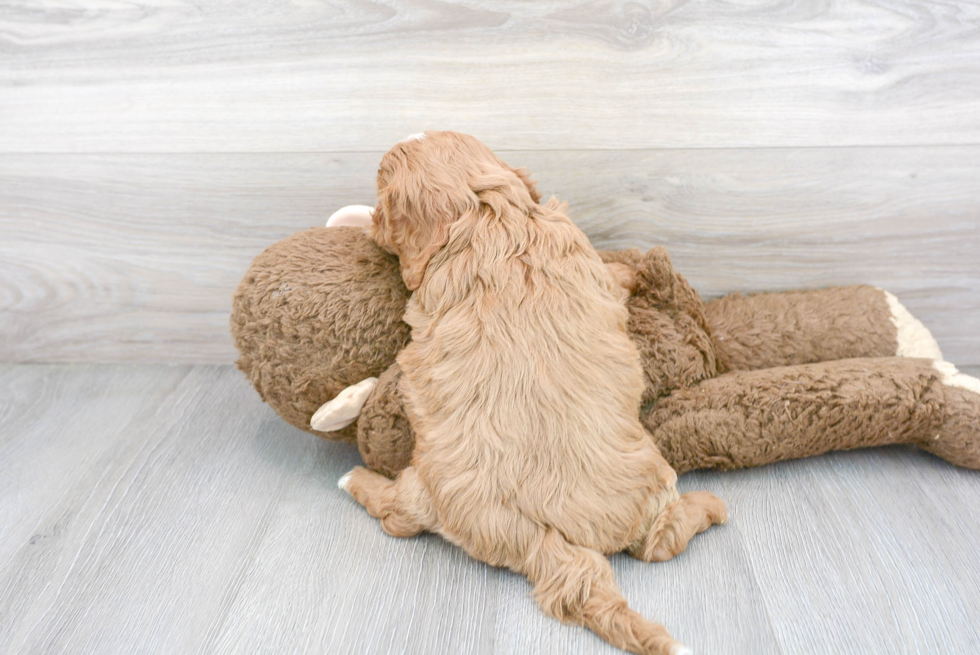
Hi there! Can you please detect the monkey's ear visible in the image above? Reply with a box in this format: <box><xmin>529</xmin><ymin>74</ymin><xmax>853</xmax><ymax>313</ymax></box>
<box><xmin>310</xmin><ymin>377</ymin><xmax>379</xmax><ymax>431</ymax></box>
<box><xmin>326</xmin><ymin>205</ymin><xmax>374</xmax><ymax>228</ymax></box>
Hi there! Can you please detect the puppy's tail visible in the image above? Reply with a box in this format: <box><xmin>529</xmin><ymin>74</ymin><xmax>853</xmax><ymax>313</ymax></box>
<box><xmin>523</xmin><ymin>529</ymin><xmax>689</xmax><ymax>655</ymax></box>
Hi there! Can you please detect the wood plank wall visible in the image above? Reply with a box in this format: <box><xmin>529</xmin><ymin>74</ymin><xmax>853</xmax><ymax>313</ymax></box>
<box><xmin>2</xmin><ymin>1</ymin><xmax>978</xmax><ymax>364</ymax></box>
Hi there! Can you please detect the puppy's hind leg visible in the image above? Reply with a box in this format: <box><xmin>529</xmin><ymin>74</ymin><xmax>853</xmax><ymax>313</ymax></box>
<box><xmin>630</xmin><ymin>492</ymin><xmax>727</xmax><ymax>563</ymax></box>
<box><xmin>339</xmin><ymin>466</ymin><xmax>439</xmax><ymax>537</ymax></box>
<box><xmin>523</xmin><ymin>529</ymin><xmax>688</xmax><ymax>655</ymax></box>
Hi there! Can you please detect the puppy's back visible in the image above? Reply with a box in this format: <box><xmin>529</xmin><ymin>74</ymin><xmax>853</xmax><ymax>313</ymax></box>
<box><xmin>399</xmin><ymin>204</ymin><xmax>661</xmax><ymax>557</ymax></box>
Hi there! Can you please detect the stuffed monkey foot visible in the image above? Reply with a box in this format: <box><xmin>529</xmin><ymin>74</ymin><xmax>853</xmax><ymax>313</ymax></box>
<box><xmin>881</xmin><ymin>290</ymin><xmax>944</xmax><ymax>359</ymax></box>
<box><xmin>645</xmin><ymin>357</ymin><xmax>980</xmax><ymax>474</ymax></box>
<box><xmin>921</xmin><ymin>361</ymin><xmax>980</xmax><ymax>469</ymax></box>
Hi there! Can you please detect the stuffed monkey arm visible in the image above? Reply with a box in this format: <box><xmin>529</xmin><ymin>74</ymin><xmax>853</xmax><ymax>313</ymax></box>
<box><xmin>643</xmin><ymin>357</ymin><xmax>980</xmax><ymax>474</ymax></box>
<box><xmin>349</xmin><ymin>356</ymin><xmax>980</xmax><ymax>479</ymax></box>
<box><xmin>355</xmin><ymin>363</ymin><xmax>416</xmax><ymax>479</ymax></box>
<box><xmin>312</xmin><ymin>364</ymin><xmax>416</xmax><ymax>479</ymax></box>
<box><xmin>597</xmin><ymin>246</ymin><xmax>941</xmax><ymax>371</ymax></box>
<box><xmin>703</xmin><ymin>286</ymin><xmax>942</xmax><ymax>373</ymax></box>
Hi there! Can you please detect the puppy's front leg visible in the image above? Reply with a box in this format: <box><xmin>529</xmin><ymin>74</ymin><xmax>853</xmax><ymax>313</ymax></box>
<box><xmin>339</xmin><ymin>466</ymin><xmax>439</xmax><ymax>538</ymax></box>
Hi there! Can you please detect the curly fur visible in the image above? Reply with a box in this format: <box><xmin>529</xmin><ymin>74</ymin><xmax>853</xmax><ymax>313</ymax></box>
<box><xmin>343</xmin><ymin>132</ymin><xmax>725</xmax><ymax>655</ymax></box>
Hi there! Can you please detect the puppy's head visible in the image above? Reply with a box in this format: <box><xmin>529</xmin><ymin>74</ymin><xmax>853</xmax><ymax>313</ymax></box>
<box><xmin>371</xmin><ymin>131</ymin><xmax>541</xmax><ymax>290</ymax></box>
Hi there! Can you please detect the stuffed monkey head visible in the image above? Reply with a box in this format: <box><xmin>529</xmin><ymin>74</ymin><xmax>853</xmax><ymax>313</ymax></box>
<box><xmin>230</xmin><ymin>217</ymin><xmax>411</xmax><ymax>445</ymax></box>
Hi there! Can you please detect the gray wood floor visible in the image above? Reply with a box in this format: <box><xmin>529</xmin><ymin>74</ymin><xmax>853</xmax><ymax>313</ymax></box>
<box><xmin>2</xmin><ymin>0</ymin><xmax>979</xmax><ymax>367</ymax></box>
<box><xmin>3</xmin><ymin>1</ymin><xmax>980</xmax><ymax>152</ymax></box>
<box><xmin>2</xmin><ymin>363</ymin><xmax>979</xmax><ymax>655</ymax></box>
<box><xmin>3</xmin><ymin>1</ymin><xmax>979</xmax><ymax>654</ymax></box>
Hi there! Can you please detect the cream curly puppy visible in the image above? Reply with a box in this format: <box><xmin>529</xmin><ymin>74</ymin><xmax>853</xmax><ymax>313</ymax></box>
<box><xmin>340</xmin><ymin>131</ymin><xmax>726</xmax><ymax>655</ymax></box>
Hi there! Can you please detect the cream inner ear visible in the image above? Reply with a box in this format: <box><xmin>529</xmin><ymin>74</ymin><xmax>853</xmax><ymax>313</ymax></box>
<box><xmin>326</xmin><ymin>205</ymin><xmax>375</xmax><ymax>228</ymax></box>
<box><xmin>310</xmin><ymin>377</ymin><xmax>379</xmax><ymax>432</ymax></box>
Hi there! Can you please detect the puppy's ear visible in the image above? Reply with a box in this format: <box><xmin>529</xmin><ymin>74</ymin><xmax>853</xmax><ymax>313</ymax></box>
<box><xmin>470</xmin><ymin>168</ymin><xmax>540</xmax><ymax>218</ymax></box>
<box><xmin>400</xmin><ymin>229</ymin><xmax>449</xmax><ymax>290</ymax></box>
<box><xmin>509</xmin><ymin>166</ymin><xmax>541</xmax><ymax>203</ymax></box>
<box><xmin>376</xmin><ymin>180</ymin><xmax>460</xmax><ymax>291</ymax></box>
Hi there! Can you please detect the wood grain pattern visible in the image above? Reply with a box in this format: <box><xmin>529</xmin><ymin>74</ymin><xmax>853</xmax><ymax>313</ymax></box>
<box><xmin>2</xmin><ymin>148</ymin><xmax>977</xmax><ymax>364</ymax></box>
<box><xmin>3</xmin><ymin>2</ymin><xmax>978</xmax><ymax>652</ymax></box>
<box><xmin>2</xmin><ymin>0</ymin><xmax>980</xmax><ymax>152</ymax></box>
<box><xmin>1</xmin><ymin>364</ymin><xmax>979</xmax><ymax>654</ymax></box>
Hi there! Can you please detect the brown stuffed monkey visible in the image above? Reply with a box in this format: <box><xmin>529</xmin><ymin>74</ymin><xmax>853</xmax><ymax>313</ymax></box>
<box><xmin>231</xmin><ymin>209</ymin><xmax>980</xmax><ymax>479</ymax></box>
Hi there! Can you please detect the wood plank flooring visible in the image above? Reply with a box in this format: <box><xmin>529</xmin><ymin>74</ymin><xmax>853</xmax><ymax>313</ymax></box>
<box><xmin>3</xmin><ymin>148</ymin><xmax>978</xmax><ymax>364</ymax></box>
<box><xmin>2</xmin><ymin>364</ymin><xmax>979</xmax><ymax>654</ymax></box>
<box><xmin>2</xmin><ymin>2</ymin><xmax>979</xmax><ymax>652</ymax></box>
<box><xmin>3</xmin><ymin>1</ymin><xmax>980</xmax><ymax>152</ymax></box>
<box><xmin>3</xmin><ymin>1</ymin><xmax>978</xmax><ymax>366</ymax></box>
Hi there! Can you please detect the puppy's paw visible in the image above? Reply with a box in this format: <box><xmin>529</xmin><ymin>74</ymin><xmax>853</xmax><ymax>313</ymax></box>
<box><xmin>605</xmin><ymin>262</ymin><xmax>637</xmax><ymax>296</ymax></box>
<box><xmin>338</xmin><ymin>466</ymin><xmax>376</xmax><ymax>508</ymax></box>
<box><xmin>686</xmin><ymin>491</ymin><xmax>728</xmax><ymax>525</ymax></box>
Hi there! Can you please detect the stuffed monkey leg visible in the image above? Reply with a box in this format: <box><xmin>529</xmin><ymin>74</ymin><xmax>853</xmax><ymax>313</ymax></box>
<box><xmin>644</xmin><ymin>357</ymin><xmax>980</xmax><ymax>474</ymax></box>
<box><xmin>704</xmin><ymin>286</ymin><xmax>942</xmax><ymax>372</ymax></box>
<box><xmin>357</xmin><ymin>363</ymin><xmax>416</xmax><ymax>479</ymax></box>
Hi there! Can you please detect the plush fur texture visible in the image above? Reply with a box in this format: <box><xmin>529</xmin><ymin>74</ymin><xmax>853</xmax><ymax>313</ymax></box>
<box><xmin>342</xmin><ymin>131</ymin><xmax>725</xmax><ymax>655</ymax></box>
<box><xmin>229</xmin><ymin>226</ymin><xmax>980</xmax><ymax>477</ymax></box>
<box><xmin>704</xmin><ymin>285</ymin><xmax>899</xmax><ymax>372</ymax></box>
<box><xmin>355</xmin><ymin>362</ymin><xmax>412</xmax><ymax>474</ymax></box>
<box><xmin>230</xmin><ymin>226</ymin><xmax>411</xmax><ymax>442</ymax></box>
<box><xmin>602</xmin><ymin>247</ymin><xmax>718</xmax><ymax>405</ymax></box>
<box><xmin>648</xmin><ymin>356</ymin><xmax>980</xmax><ymax>473</ymax></box>
<box><xmin>229</xmin><ymin>134</ymin><xmax>980</xmax><ymax>653</ymax></box>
